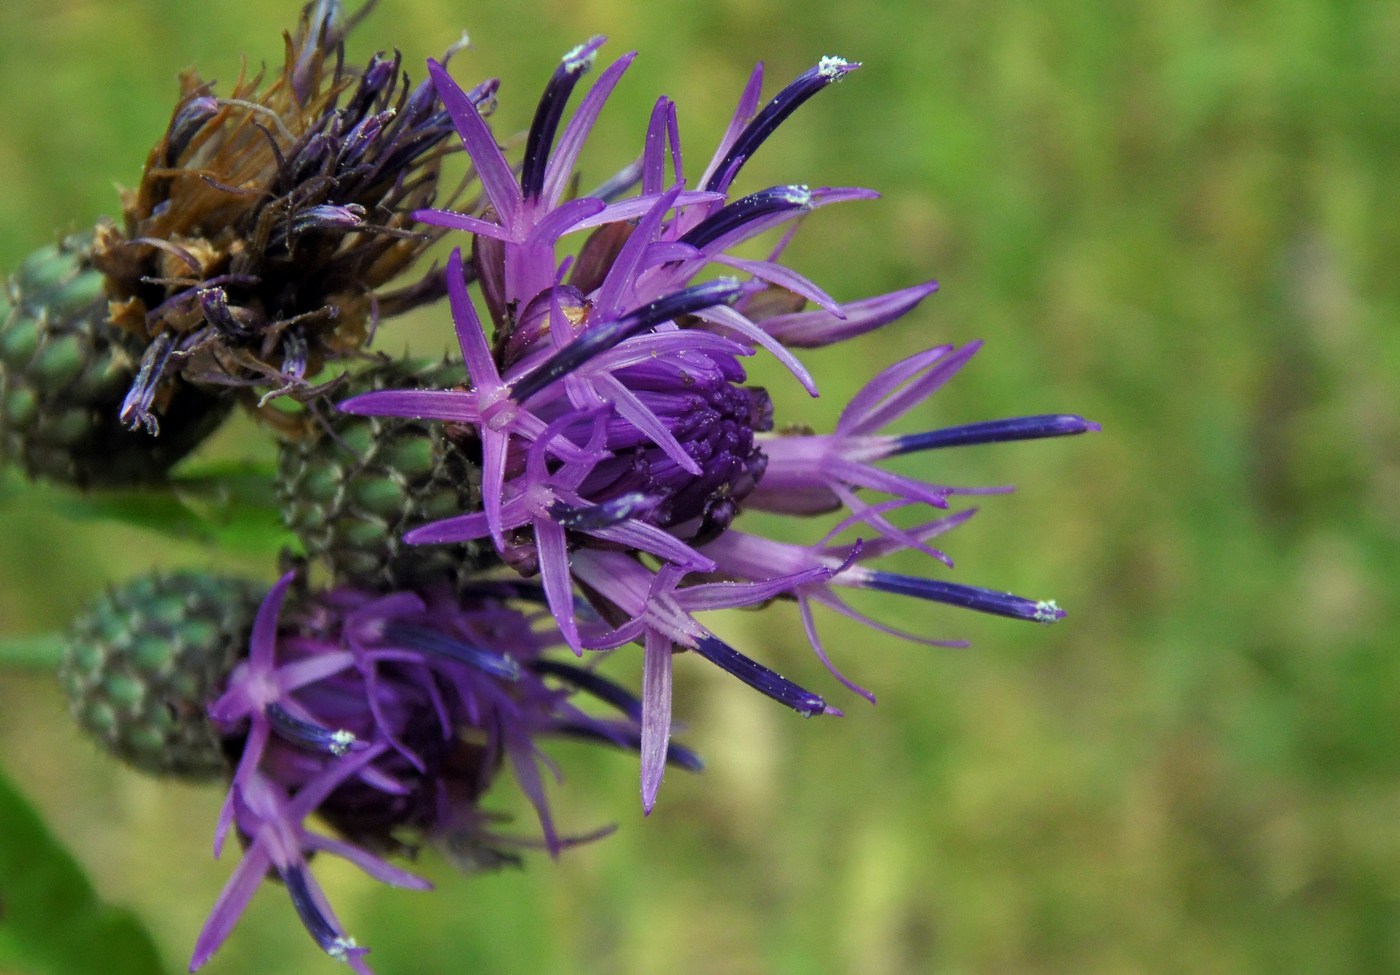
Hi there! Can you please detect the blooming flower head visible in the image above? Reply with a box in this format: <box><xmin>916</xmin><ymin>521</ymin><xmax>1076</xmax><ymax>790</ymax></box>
<box><xmin>343</xmin><ymin>41</ymin><xmax>1100</xmax><ymax>811</ymax></box>
<box><xmin>195</xmin><ymin>571</ymin><xmax>698</xmax><ymax>972</ymax></box>
<box><xmin>89</xmin><ymin>0</ymin><xmax>484</xmax><ymax>433</ymax></box>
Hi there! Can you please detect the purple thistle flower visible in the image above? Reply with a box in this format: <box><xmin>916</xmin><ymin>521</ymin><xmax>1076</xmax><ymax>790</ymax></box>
<box><xmin>341</xmin><ymin>43</ymin><xmax>1100</xmax><ymax>811</ymax></box>
<box><xmin>195</xmin><ymin>571</ymin><xmax>697</xmax><ymax>972</ymax></box>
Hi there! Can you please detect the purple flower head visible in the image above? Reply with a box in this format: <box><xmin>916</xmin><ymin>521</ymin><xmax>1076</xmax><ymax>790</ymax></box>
<box><xmin>342</xmin><ymin>45</ymin><xmax>1100</xmax><ymax>811</ymax></box>
<box><xmin>195</xmin><ymin>571</ymin><xmax>697</xmax><ymax>972</ymax></box>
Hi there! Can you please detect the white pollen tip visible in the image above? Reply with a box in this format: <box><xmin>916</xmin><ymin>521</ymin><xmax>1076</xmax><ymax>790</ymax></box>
<box><xmin>1033</xmin><ymin>600</ymin><xmax>1063</xmax><ymax>624</ymax></box>
<box><xmin>563</xmin><ymin>44</ymin><xmax>598</xmax><ymax>73</ymax></box>
<box><xmin>818</xmin><ymin>56</ymin><xmax>854</xmax><ymax>79</ymax></box>
<box><xmin>782</xmin><ymin>184</ymin><xmax>814</xmax><ymax>208</ymax></box>
<box><xmin>329</xmin><ymin>729</ymin><xmax>358</xmax><ymax>756</ymax></box>
<box><xmin>327</xmin><ymin>936</ymin><xmax>359</xmax><ymax>962</ymax></box>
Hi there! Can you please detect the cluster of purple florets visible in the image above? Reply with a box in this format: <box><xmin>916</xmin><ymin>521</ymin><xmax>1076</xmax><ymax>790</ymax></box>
<box><xmin>45</xmin><ymin>13</ymin><xmax>1098</xmax><ymax>974</ymax></box>
<box><xmin>339</xmin><ymin>38</ymin><xmax>1099</xmax><ymax>817</ymax></box>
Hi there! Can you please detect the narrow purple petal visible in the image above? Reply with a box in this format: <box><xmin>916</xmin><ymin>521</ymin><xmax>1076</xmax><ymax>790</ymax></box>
<box><xmin>697</xmin><ymin>62</ymin><xmax>766</xmax><ymax>192</ymax></box>
<box><xmin>412</xmin><ymin>207</ymin><xmax>511</xmax><ymax>240</ymax></box>
<box><xmin>696</xmin><ymin>304</ymin><xmax>818</xmax><ymax>395</ymax></box>
<box><xmin>249</xmin><ymin>571</ymin><xmax>296</xmax><ymax>671</ymax></box>
<box><xmin>482</xmin><ymin>429</ymin><xmax>509</xmax><ymax>548</ymax></box>
<box><xmin>190</xmin><ymin>846</ymin><xmax>272</xmax><ymax>971</ymax></box>
<box><xmin>834</xmin><ymin>344</ymin><xmax>957</xmax><ymax>431</ymax></box>
<box><xmin>339</xmin><ymin>388</ymin><xmax>481</xmax><ymax>424</ymax></box>
<box><xmin>381</xmin><ymin>623</ymin><xmax>523</xmax><ymax>680</ymax></box>
<box><xmin>428</xmin><ymin>58</ymin><xmax>522</xmax><ymax>225</ymax></box>
<box><xmin>446</xmin><ymin>247</ymin><xmax>503</xmax><ymax>390</ymax></box>
<box><xmin>710</xmin><ymin>254</ymin><xmax>842</xmax><ymax>315</ymax></box>
<box><xmin>542</xmin><ymin>50</ymin><xmax>637</xmax><ymax>206</ymax></box>
<box><xmin>526</xmin><ymin>196</ymin><xmax>608</xmax><ymax>249</ymax></box>
<box><xmin>639</xmin><ymin>629</ymin><xmax>674</xmax><ymax>814</ymax></box>
<box><xmin>536</xmin><ymin>519</ymin><xmax>583</xmax><ymax>654</ymax></box>
<box><xmin>641</xmin><ymin>97</ymin><xmax>674</xmax><ymax>194</ymax></box>
<box><xmin>595</xmin><ymin>185</ymin><xmax>684</xmax><ymax>318</ymax></box>
<box><xmin>522</xmin><ymin>38</ymin><xmax>604</xmax><ymax>199</ymax></box>
<box><xmin>306</xmin><ymin>835</ymin><xmax>433</xmax><ymax>890</ymax></box>
<box><xmin>759</xmin><ymin>281</ymin><xmax>939</xmax><ymax>348</ymax></box>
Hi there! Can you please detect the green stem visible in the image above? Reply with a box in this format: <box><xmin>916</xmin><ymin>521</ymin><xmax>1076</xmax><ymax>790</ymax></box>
<box><xmin>0</xmin><ymin>633</ymin><xmax>65</xmax><ymax>670</ymax></box>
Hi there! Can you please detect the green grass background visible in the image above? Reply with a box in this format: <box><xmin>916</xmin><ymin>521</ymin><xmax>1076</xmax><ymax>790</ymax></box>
<box><xmin>2</xmin><ymin>0</ymin><xmax>1398</xmax><ymax>972</ymax></box>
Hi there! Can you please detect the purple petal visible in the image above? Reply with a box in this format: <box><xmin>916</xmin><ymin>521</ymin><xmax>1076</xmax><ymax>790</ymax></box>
<box><xmin>446</xmin><ymin>247</ymin><xmax>503</xmax><ymax>389</ymax></box>
<box><xmin>759</xmin><ymin>281</ymin><xmax>939</xmax><ymax>348</ymax></box>
<box><xmin>428</xmin><ymin>58</ymin><xmax>522</xmax><ymax>226</ymax></box>
<box><xmin>639</xmin><ymin>629</ymin><xmax>674</xmax><ymax>814</ymax></box>
<box><xmin>542</xmin><ymin>50</ymin><xmax>637</xmax><ymax>207</ymax></box>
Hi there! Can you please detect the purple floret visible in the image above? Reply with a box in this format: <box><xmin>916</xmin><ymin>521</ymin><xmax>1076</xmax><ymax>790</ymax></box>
<box><xmin>340</xmin><ymin>40</ymin><xmax>1100</xmax><ymax>813</ymax></box>
<box><xmin>194</xmin><ymin>572</ymin><xmax>697</xmax><ymax>972</ymax></box>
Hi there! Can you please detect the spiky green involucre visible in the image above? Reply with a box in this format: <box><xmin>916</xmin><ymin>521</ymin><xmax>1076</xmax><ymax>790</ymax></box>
<box><xmin>0</xmin><ymin>234</ymin><xmax>229</xmax><ymax>486</ymax></box>
<box><xmin>278</xmin><ymin>359</ymin><xmax>495</xmax><ymax>591</ymax></box>
<box><xmin>61</xmin><ymin>572</ymin><xmax>264</xmax><ymax>779</ymax></box>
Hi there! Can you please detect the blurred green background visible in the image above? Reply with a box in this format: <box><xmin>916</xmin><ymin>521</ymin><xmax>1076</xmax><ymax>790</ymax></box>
<box><xmin>2</xmin><ymin>0</ymin><xmax>1398</xmax><ymax>973</ymax></box>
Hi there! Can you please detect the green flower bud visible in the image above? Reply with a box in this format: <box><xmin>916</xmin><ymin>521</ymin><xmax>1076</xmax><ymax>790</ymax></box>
<box><xmin>61</xmin><ymin>572</ymin><xmax>263</xmax><ymax>779</ymax></box>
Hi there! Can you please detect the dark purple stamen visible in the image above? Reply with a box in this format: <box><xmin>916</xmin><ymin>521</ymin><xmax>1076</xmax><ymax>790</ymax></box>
<box><xmin>859</xmin><ymin>571</ymin><xmax>1066</xmax><ymax>623</ymax></box>
<box><xmin>337</xmin><ymin>110</ymin><xmax>394</xmax><ymax>168</ymax></box>
<box><xmin>521</xmin><ymin>38</ymin><xmax>604</xmax><ymax>200</ymax></box>
<box><xmin>891</xmin><ymin>415</ymin><xmax>1102</xmax><ymax>455</ymax></box>
<box><xmin>382</xmin><ymin>623</ymin><xmax>523</xmax><ymax>681</ymax></box>
<box><xmin>511</xmin><ymin>278</ymin><xmax>743</xmax><ymax>403</ymax></box>
<box><xmin>703</xmin><ymin>56</ymin><xmax>859</xmax><ymax>193</ymax></box>
<box><xmin>555</xmin><ymin>723</ymin><xmax>706</xmax><ymax>771</ymax></box>
<box><xmin>549</xmin><ymin>492</ymin><xmax>651</xmax><ymax>530</ymax></box>
<box><xmin>679</xmin><ymin>185</ymin><xmax>812</xmax><ymax>251</ymax></box>
<box><xmin>265</xmin><ymin>703</ymin><xmax>361</xmax><ymax>756</ymax></box>
<box><xmin>198</xmin><ymin>288</ymin><xmax>257</xmax><ymax>340</ymax></box>
<box><xmin>533</xmin><ymin>659</ymin><xmax>644</xmax><ymax>720</ymax></box>
<box><xmin>165</xmin><ymin>96</ymin><xmax>219</xmax><ymax>163</ymax></box>
<box><xmin>280</xmin><ymin>331</ymin><xmax>309</xmax><ymax>382</ymax></box>
<box><xmin>287</xmin><ymin>204</ymin><xmax>366</xmax><ymax>240</ymax></box>
<box><xmin>119</xmin><ymin>333</ymin><xmax>176</xmax><ymax>434</ymax></box>
<box><xmin>691</xmin><ymin>635</ymin><xmax>829</xmax><ymax>717</ymax></box>
<box><xmin>282</xmin><ymin>865</ymin><xmax>359</xmax><ymax>960</ymax></box>
<box><xmin>350</xmin><ymin>53</ymin><xmax>399</xmax><ymax>111</ymax></box>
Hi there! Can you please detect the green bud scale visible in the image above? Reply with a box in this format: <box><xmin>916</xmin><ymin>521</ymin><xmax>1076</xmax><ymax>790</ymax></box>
<box><xmin>278</xmin><ymin>360</ymin><xmax>495</xmax><ymax>591</ymax></box>
<box><xmin>61</xmin><ymin>572</ymin><xmax>263</xmax><ymax>779</ymax></box>
<box><xmin>0</xmin><ymin>234</ymin><xmax>228</xmax><ymax>486</ymax></box>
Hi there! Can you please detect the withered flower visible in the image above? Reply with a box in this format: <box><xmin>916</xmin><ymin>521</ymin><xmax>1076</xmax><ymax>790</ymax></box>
<box><xmin>90</xmin><ymin>0</ymin><xmax>485</xmax><ymax>433</ymax></box>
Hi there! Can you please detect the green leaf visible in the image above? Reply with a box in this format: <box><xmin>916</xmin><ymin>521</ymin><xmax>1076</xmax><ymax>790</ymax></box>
<box><xmin>0</xmin><ymin>633</ymin><xmax>65</xmax><ymax>670</ymax></box>
<box><xmin>0</xmin><ymin>766</ymin><xmax>168</xmax><ymax>975</ymax></box>
<box><xmin>39</xmin><ymin>462</ymin><xmax>286</xmax><ymax>557</ymax></box>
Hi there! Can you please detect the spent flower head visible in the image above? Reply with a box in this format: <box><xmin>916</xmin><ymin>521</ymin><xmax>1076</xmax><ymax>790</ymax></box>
<box><xmin>88</xmin><ymin>0</ymin><xmax>482</xmax><ymax>434</ymax></box>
